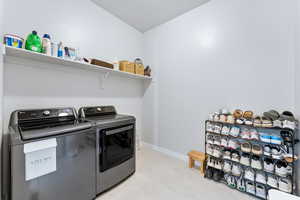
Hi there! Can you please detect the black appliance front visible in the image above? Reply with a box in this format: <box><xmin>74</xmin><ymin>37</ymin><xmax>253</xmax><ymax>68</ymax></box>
<box><xmin>99</xmin><ymin>124</ymin><xmax>134</xmax><ymax>172</ymax></box>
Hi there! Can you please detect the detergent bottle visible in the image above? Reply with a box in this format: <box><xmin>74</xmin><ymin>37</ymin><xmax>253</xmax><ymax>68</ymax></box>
<box><xmin>25</xmin><ymin>31</ymin><xmax>42</xmax><ymax>53</ymax></box>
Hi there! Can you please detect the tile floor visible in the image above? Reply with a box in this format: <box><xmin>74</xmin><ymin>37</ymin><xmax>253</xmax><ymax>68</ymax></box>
<box><xmin>96</xmin><ymin>146</ymin><xmax>253</xmax><ymax>200</ymax></box>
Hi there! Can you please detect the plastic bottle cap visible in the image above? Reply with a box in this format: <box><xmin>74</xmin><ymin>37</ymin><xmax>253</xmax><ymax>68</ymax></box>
<box><xmin>32</xmin><ymin>31</ymin><xmax>37</xmax><ymax>35</ymax></box>
<box><xmin>43</xmin><ymin>34</ymin><xmax>51</xmax><ymax>39</ymax></box>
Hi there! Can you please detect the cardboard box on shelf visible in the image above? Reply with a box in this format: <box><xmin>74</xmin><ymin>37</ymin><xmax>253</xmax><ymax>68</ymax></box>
<box><xmin>135</xmin><ymin>63</ymin><xmax>144</xmax><ymax>75</ymax></box>
<box><xmin>119</xmin><ymin>61</ymin><xmax>135</xmax><ymax>73</ymax></box>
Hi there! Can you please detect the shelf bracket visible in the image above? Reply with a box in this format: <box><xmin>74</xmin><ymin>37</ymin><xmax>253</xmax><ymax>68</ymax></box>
<box><xmin>100</xmin><ymin>72</ymin><xmax>109</xmax><ymax>89</ymax></box>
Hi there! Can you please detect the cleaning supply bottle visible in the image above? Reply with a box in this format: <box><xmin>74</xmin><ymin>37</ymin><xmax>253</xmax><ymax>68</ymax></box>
<box><xmin>42</xmin><ymin>34</ymin><xmax>52</xmax><ymax>56</ymax></box>
<box><xmin>25</xmin><ymin>31</ymin><xmax>42</xmax><ymax>53</ymax></box>
<box><xmin>57</xmin><ymin>42</ymin><xmax>63</xmax><ymax>58</ymax></box>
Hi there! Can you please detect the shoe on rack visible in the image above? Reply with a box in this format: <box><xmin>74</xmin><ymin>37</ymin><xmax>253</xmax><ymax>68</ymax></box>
<box><xmin>261</xmin><ymin>116</ymin><xmax>273</xmax><ymax>128</ymax></box>
<box><xmin>206</xmin><ymin>122</ymin><xmax>214</xmax><ymax>132</ymax></box>
<box><xmin>223</xmin><ymin>161</ymin><xmax>232</xmax><ymax>173</ymax></box>
<box><xmin>250</xmin><ymin>129</ymin><xmax>259</xmax><ymax>140</ymax></box>
<box><xmin>251</xmin><ymin>155</ymin><xmax>262</xmax><ymax>170</ymax></box>
<box><xmin>230</xmin><ymin>126</ymin><xmax>240</xmax><ymax>137</ymax></box>
<box><xmin>270</xmin><ymin>134</ymin><xmax>283</xmax><ymax>145</ymax></box>
<box><xmin>228</xmin><ymin>139</ymin><xmax>239</xmax><ymax>150</ymax></box>
<box><xmin>240</xmin><ymin>128</ymin><xmax>251</xmax><ymax>140</ymax></box>
<box><xmin>246</xmin><ymin>181</ymin><xmax>255</xmax><ymax>194</ymax></box>
<box><xmin>213</xmin><ymin>169</ymin><xmax>223</xmax><ymax>182</ymax></box>
<box><xmin>278</xmin><ymin>177</ymin><xmax>292</xmax><ymax>193</ymax></box>
<box><xmin>273</xmin><ymin>119</ymin><xmax>283</xmax><ymax>128</ymax></box>
<box><xmin>267</xmin><ymin>174</ymin><xmax>278</xmax><ymax>188</ymax></box>
<box><xmin>214</xmin><ymin>159</ymin><xmax>223</xmax><ymax>170</ymax></box>
<box><xmin>240</xmin><ymin>153</ymin><xmax>251</xmax><ymax>166</ymax></box>
<box><xmin>256</xmin><ymin>184</ymin><xmax>267</xmax><ymax>199</ymax></box>
<box><xmin>252</xmin><ymin>144</ymin><xmax>263</xmax><ymax>155</ymax></box>
<box><xmin>244</xmin><ymin>111</ymin><xmax>254</xmax><ymax>125</ymax></box>
<box><xmin>281</xmin><ymin>111</ymin><xmax>296</xmax><ymax>130</ymax></box>
<box><xmin>264</xmin><ymin>157</ymin><xmax>275</xmax><ymax>173</ymax></box>
<box><xmin>223</xmin><ymin>150</ymin><xmax>231</xmax><ymax>160</ymax></box>
<box><xmin>206</xmin><ymin>144</ymin><xmax>214</xmax><ymax>155</ymax></box>
<box><xmin>232</xmin><ymin>164</ymin><xmax>242</xmax><ymax>177</ymax></box>
<box><xmin>231</xmin><ymin>151</ymin><xmax>240</xmax><ymax>162</ymax></box>
<box><xmin>241</xmin><ymin>142</ymin><xmax>251</xmax><ymax>153</ymax></box>
<box><xmin>253</xmin><ymin>116</ymin><xmax>262</xmax><ymax>127</ymax></box>
<box><xmin>264</xmin><ymin>110</ymin><xmax>280</xmax><ymax>121</ymax></box>
<box><xmin>214</xmin><ymin>124</ymin><xmax>222</xmax><ymax>134</ymax></box>
<box><xmin>219</xmin><ymin>114</ymin><xmax>227</xmax><ymax>123</ymax></box>
<box><xmin>207</xmin><ymin>134</ymin><xmax>214</xmax><ymax>144</ymax></box>
<box><xmin>256</xmin><ymin>171</ymin><xmax>266</xmax><ymax>184</ymax></box>
<box><xmin>207</xmin><ymin>156</ymin><xmax>215</xmax><ymax>168</ymax></box>
<box><xmin>264</xmin><ymin>145</ymin><xmax>271</xmax><ymax>156</ymax></box>
<box><xmin>213</xmin><ymin>146</ymin><xmax>222</xmax><ymax>158</ymax></box>
<box><xmin>205</xmin><ymin>167</ymin><xmax>214</xmax><ymax>179</ymax></box>
<box><xmin>275</xmin><ymin>160</ymin><xmax>289</xmax><ymax>177</ymax></box>
<box><xmin>259</xmin><ymin>132</ymin><xmax>271</xmax><ymax>143</ymax></box>
<box><xmin>214</xmin><ymin>135</ymin><xmax>221</xmax><ymax>146</ymax></box>
<box><xmin>213</xmin><ymin>113</ymin><xmax>220</xmax><ymax>122</ymax></box>
<box><xmin>226</xmin><ymin>175</ymin><xmax>237</xmax><ymax>189</ymax></box>
<box><xmin>227</xmin><ymin>115</ymin><xmax>235</xmax><ymax>124</ymax></box>
<box><xmin>244</xmin><ymin>167</ymin><xmax>255</xmax><ymax>181</ymax></box>
<box><xmin>271</xmin><ymin>146</ymin><xmax>284</xmax><ymax>160</ymax></box>
<box><xmin>221</xmin><ymin>126</ymin><xmax>230</xmax><ymax>136</ymax></box>
<box><xmin>221</xmin><ymin>137</ymin><xmax>229</xmax><ymax>147</ymax></box>
<box><xmin>237</xmin><ymin>177</ymin><xmax>246</xmax><ymax>192</ymax></box>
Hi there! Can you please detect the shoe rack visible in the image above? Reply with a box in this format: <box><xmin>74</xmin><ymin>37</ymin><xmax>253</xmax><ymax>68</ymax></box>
<box><xmin>204</xmin><ymin>120</ymin><xmax>298</xmax><ymax>200</ymax></box>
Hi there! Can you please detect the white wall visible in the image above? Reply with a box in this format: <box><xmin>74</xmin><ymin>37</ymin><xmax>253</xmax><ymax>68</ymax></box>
<box><xmin>143</xmin><ymin>0</ymin><xmax>296</xmax><ymax>156</ymax></box>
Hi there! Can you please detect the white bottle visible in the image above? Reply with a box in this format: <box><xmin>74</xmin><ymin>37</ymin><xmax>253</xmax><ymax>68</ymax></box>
<box><xmin>42</xmin><ymin>34</ymin><xmax>52</xmax><ymax>56</ymax></box>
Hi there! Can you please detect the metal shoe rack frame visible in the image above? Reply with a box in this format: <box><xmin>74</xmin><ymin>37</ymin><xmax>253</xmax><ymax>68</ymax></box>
<box><xmin>204</xmin><ymin>120</ymin><xmax>298</xmax><ymax>200</ymax></box>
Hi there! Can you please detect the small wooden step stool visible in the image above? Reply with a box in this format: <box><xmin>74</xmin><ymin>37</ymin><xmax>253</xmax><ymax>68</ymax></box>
<box><xmin>187</xmin><ymin>151</ymin><xmax>206</xmax><ymax>174</ymax></box>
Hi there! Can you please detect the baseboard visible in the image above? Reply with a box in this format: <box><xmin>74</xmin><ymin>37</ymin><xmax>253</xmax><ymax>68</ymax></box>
<box><xmin>141</xmin><ymin>142</ymin><xmax>188</xmax><ymax>162</ymax></box>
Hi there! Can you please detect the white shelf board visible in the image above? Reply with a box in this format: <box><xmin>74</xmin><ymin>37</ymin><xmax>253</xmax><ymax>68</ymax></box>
<box><xmin>3</xmin><ymin>46</ymin><xmax>152</xmax><ymax>81</ymax></box>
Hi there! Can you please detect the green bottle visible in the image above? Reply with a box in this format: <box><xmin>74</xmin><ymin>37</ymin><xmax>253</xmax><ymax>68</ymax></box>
<box><xmin>25</xmin><ymin>31</ymin><xmax>42</xmax><ymax>53</ymax></box>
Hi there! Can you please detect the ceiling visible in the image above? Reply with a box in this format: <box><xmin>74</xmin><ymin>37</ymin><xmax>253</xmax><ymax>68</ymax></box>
<box><xmin>92</xmin><ymin>0</ymin><xmax>210</xmax><ymax>32</ymax></box>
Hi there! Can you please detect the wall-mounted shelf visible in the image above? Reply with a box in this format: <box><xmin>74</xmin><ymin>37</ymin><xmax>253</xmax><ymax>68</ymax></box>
<box><xmin>3</xmin><ymin>45</ymin><xmax>152</xmax><ymax>81</ymax></box>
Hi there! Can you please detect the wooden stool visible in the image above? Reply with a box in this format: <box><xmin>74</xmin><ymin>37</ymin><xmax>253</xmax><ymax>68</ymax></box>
<box><xmin>187</xmin><ymin>151</ymin><xmax>206</xmax><ymax>174</ymax></box>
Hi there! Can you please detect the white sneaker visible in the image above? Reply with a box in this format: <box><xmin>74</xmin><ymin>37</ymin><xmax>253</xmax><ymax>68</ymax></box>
<box><xmin>256</xmin><ymin>184</ymin><xmax>266</xmax><ymax>199</ymax></box>
<box><xmin>206</xmin><ymin>144</ymin><xmax>214</xmax><ymax>155</ymax></box>
<box><xmin>221</xmin><ymin>137</ymin><xmax>229</xmax><ymax>147</ymax></box>
<box><xmin>223</xmin><ymin>161</ymin><xmax>232</xmax><ymax>173</ymax></box>
<box><xmin>244</xmin><ymin>168</ymin><xmax>255</xmax><ymax>181</ymax></box>
<box><xmin>250</xmin><ymin>129</ymin><xmax>259</xmax><ymax>140</ymax></box>
<box><xmin>214</xmin><ymin>124</ymin><xmax>222</xmax><ymax>134</ymax></box>
<box><xmin>273</xmin><ymin>119</ymin><xmax>282</xmax><ymax>128</ymax></box>
<box><xmin>246</xmin><ymin>181</ymin><xmax>255</xmax><ymax>194</ymax></box>
<box><xmin>278</xmin><ymin>177</ymin><xmax>292</xmax><ymax>193</ymax></box>
<box><xmin>230</xmin><ymin>127</ymin><xmax>240</xmax><ymax>137</ymax></box>
<box><xmin>207</xmin><ymin>156</ymin><xmax>215</xmax><ymax>167</ymax></box>
<box><xmin>207</xmin><ymin>134</ymin><xmax>214</xmax><ymax>144</ymax></box>
<box><xmin>213</xmin><ymin>114</ymin><xmax>220</xmax><ymax>122</ymax></box>
<box><xmin>240</xmin><ymin>153</ymin><xmax>250</xmax><ymax>166</ymax></box>
<box><xmin>264</xmin><ymin>158</ymin><xmax>275</xmax><ymax>173</ymax></box>
<box><xmin>231</xmin><ymin>152</ymin><xmax>240</xmax><ymax>162</ymax></box>
<box><xmin>232</xmin><ymin>164</ymin><xmax>242</xmax><ymax>176</ymax></box>
<box><xmin>259</xmin><ymin>132</ymin><xmax>271</xmax><ymax>143</ymax></box>
<box><xmin>206</xmin><ymin>122</ymin><xmax>214</xmax><ymax>132</ymax></box>
<box><xmin>221</xmin><ymin>126</ymin><xmax>230</xmax><ymax>135</ymax></box>
<box><xmin>251</xmin><ymin>155</ymin><xmax>262</xmax><ymax>170</ymax></box>
<box><xmin>275</xmin><ymin>160</ymin><xmax>288</xmax><ymax>177</ymax></box>
<box><xmin>267</xmin><ymin>175</ymin><xmax>278</xmax><ymax>188</ymax></box>
<box><xmin>215</xmin><ymin>159</ymin><xmax>223</xmax><ymax>170</ymax></box>
<box><xmin>227</xmin><ymin>115</ymin><xmax>235</xmax><ymax>124</ymax></box>
<box><xmin>223</xmin><ymin>150</ymin><xmax>231</xmax><ymax>160</ymax></box>
<box><xmin>264</xmin><ymin>145</ymin><xmax>271</xmax><ymax>156</ymax></box>
<box><xmin>240</xmin><ymin>128</ymin><xmax>250</xmax><ymax>139</ymax></box>
<box><xmin>225</xmin><ymin>175</ymin><xmax>237</xmax><ymax>188</ymax></box>
<box><xmin>213</xmin><ymin>135</ymin><xmax>221</xmax><ymax>146</ymax></box>
<box><xmin>271</xmin><ymin>147</ymin><xmax>284</xmax><ymax>160</ymax></box>
<box><xmin>256</xmin><ymin>172</ymin><xmax>266</xmax><ymax>184</ymax></box>
<box><xmin>282</xmin><ymin>120</ymin><xmax>295</xmax><ymax>130</ymax></box>
<box><xmin>213</xmin><ymin>146</ymin><xmax>222</xmax><ymax>158</ymax></box>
